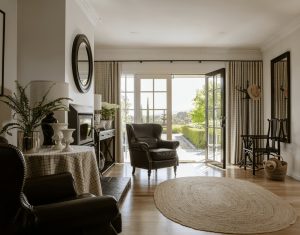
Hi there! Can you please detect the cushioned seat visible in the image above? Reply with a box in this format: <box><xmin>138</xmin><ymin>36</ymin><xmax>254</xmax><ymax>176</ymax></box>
<box><xmin>149</xmin><ymin>148</ymin><xmax>177</xmax><ymax>161</ymax></box>
<box><xmin>126</xmin><ymin>123</ymin><xmax>179</xmax><ymax>178</ymax></box>
<box><xmin>0</xmin><ymin>143</ymin><xmax>122</xmax><ymax>235</ymax></box>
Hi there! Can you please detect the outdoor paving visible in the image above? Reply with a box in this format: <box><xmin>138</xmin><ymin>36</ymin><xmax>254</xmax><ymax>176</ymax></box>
<box><xmin>123</xmin><ymin>133</ymin><xmax>206</xmax><ymax>163</ymax></box>
<box><xmin>172</xmin><ymin>134</ymin><xmax>205</xmax><ymax>162</ymax></box>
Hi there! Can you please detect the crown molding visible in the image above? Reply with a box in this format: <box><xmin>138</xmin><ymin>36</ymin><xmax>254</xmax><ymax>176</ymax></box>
<box><xmin>75</xmin><ymin>0</ymin><xmax>100</xmax><ymax>27</ymax></box>
<box><xmin>261</xmin><ymin>15</ymin><xmax>300</xmax><ymax>52</ymax></box>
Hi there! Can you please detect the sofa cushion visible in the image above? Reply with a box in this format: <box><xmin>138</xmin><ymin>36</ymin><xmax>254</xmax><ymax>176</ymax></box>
<box><xmin>149</xmin><ymin>148</ymin><xmax>177</xmax><ymax>161</ymax></box>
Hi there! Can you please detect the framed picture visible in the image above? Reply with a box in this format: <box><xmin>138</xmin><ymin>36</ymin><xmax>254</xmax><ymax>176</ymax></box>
<box><xmin>0</xmin><ymin>9</ymin><xmax>5</xmax><ymax>96</ymax></box>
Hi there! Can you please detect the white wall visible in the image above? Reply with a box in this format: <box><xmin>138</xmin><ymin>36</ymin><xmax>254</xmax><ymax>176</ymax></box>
<box><xmin>17</xmin><ymin>0</ymin><xmax>65</xmax><ymax>85</ymax></box>
<box><xmin>0</xmin><ymin>0</ymin><xmax>18</xmax><ymax>145</ymax></box>
<box><xmin>17</xmin><ymin>0</ymin><xmax>95</xmax><ymax>123</ymax></box>
<box><xmin>65</xmin><ymin>0</ymin><xmax>94</xmax><ymax>107</ymax></box>
<box><xmin>263</xmin><ymin>26</ymin><xmax>300</xmax><ymax>180</ymax></box>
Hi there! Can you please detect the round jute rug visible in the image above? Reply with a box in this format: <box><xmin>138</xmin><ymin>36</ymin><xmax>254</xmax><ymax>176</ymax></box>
<box><xmin>154</xmin><ymin>177</ymin><xmax>297</xmax><ymax>234</ymax></box>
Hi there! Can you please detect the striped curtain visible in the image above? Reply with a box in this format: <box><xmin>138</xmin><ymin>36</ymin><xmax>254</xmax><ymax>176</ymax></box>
<box><xmin>227</xmin><ymin>61</ymin><xmax>264</xmax><ymax>164</ymax></box>
<box><xmin>94</xmin><ymin>62</ymin><xmax>123</xmax><ymax>163</ymax></box>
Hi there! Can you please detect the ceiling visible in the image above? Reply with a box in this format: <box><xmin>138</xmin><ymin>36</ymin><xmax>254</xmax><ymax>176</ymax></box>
<box><xmin>88</xmin><ymin>0</ymin><xmax>300</xmax><ymax>49</ymax></box>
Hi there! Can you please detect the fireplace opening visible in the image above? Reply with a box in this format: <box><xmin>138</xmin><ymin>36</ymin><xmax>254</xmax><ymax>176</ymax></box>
<box><xmin>69</xmin><ymin>104</ymin><xmax>93</xmax><ymax>145</ymax></box>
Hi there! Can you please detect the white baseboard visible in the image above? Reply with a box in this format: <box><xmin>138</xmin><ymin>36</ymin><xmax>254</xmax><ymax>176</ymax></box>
<box><xmin>287</xmin><ymin>172</ymin><xmax>300</xmax><ymax>181</ymax></box>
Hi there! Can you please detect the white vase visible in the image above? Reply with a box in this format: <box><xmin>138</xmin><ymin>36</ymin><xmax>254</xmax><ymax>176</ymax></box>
<box><xmin>50</xmin><ymin>123</ymin><xmax>68</xmax><ymax>150</ymax></box>
<box><xmin>61</xmin><ymin>129</ymin><xmax>75</xmax><ymax>152</ymax></box>
<box><xmin>99</xmin><ymin>120</ymin><xmax>108</xmax><ymax>130</ymax></box>
<box><xmin>105</xmin><ymin>120</ymin><xmax>113</xmax><ymax>129</ymax></box>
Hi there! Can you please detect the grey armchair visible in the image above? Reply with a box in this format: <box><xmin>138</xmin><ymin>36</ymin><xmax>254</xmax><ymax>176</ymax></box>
<box><xmin>126</xmin><ymin>123</ymin><xmax>179</xmax><ymax>178</ymax></box>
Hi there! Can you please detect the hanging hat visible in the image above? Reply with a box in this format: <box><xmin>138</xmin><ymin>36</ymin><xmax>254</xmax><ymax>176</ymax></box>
<box><xmin>247</xmin><ymin>84</ymin><xmax>261</xmax><ymax>100</ymax></box>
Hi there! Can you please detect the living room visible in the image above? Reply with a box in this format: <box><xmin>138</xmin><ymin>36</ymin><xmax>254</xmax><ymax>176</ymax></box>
<box><xmin>1</xmin><ymin>0</ymin><xmax>300</xmax><ymax>234</ymax></box>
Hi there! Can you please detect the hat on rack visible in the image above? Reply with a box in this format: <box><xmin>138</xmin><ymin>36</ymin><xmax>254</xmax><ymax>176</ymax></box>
<box><xmin>247</xmin><ymin>84</ymin><xmax>261</xmax><ymax>100</ymax></box>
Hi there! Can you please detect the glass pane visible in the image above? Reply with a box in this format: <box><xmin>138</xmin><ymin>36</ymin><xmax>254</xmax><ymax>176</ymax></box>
<box><xmin>215</xmin><ymin>128</ymin><xmax>222</xmax><ymax>162</ymax></box>
<box><xmin>141</xmin><ymin>93</ymin><xmax>153</xmax><ymax>109</ymax></box>
<box><xmin>126</xmin><ymin>93</ymin><xmax>134</xmax><ymax>109</ymax></box>
<box><xmin>214</xmin><ymin>88</ymin><xmax>221</xmax><ymax>108</ymax></box>
<box><xmin>154</xmin><ymin>92</ymin><xmax>167</xmax><ymax>109</ymax></box>
<box><xmin>121</xmin><ymin>75</ymin><xmax>126</xmax><ymax>92</ymax></box>
<box><xmin>127</xmin><ymin>75</ymin><xmax>134</xmax><ymax>92</ymax></box>
<box><xmin>127</xmin><ymin>110</ymin><xmax>134</xmax><ymax>123</ymax></box>
<box><xmin>141</xmin><ymin>79</ymin><xmax>153</xmax><ymax>91</ymax></box>
<box><xmin>122</xmin><ymin>109</ymin><xmax>134</xmax><ymax>124</ymax></box>
<box><xmin>154</xmin><ymin>110</ymin><xmax>166</xmax><ymax>125</ymax></box>
<box><xmin>154</xmin><ymin>79</ymin><xmax>166</xmax><ymax>91</ymax></box>
<box><xmin>216</xmin><ymin>75</ymin><xmax>221</xmax><ymax>89</ymax></box>
<box><xmin>207</xmin><ymin>110</ymin><xmax>213</xmax><ymax>127</ymax></box>
<box><xmin>121</xmin><ymin>93</ymin><xmax>126</xmax><ymax>109</ymax></box>
<box><xmin>214</xmin><ymin>108</ymin><xmax>221</xmax><ymax>128</ymax></box>
<box><xmin>207</xmin><ymin>77</ymin><xmax>214</xmax><ymax>91</ymax></box>
<box><xmin>141</xmin><ymin>110</ymin><xmax>153</xmax><ymax>123</ymax></box>
<box><xmin>207</xmin><ymin>91</ymin><xmax>214</xmax><ymax>109</ymax></box>
<box><xmin>207</xmin><ymin>127</ymin><xmax>214</xmax><ymax>160</ymax></box>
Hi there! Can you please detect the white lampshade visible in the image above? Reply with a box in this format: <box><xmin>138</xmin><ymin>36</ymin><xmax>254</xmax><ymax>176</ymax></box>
<box><xmin>94</xmin><ymin>94</ymin><xmax>102</xmax><ymax>111</ymax></box>
<box><xmin>30</xmin><ymin>80</ymin><xmax>69</xmax><ymax>108</ymax></box>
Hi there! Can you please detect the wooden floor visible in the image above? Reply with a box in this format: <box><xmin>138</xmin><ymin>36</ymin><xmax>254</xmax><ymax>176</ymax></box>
<box><xmin>105</xmin><ymin>163</ymin><xmax>300</xmax><ymax>235</ymax></box>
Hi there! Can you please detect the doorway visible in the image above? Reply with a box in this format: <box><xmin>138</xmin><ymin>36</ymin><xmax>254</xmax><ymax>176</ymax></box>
<box><xmin>121</xmin><ymin>70</ymin><xmax>226</xmax><ymax>168</ymax></box>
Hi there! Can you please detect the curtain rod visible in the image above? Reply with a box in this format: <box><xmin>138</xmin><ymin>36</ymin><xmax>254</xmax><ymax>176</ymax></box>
<box><xmin>94</xmin><ymin>59</ymin><xmax>263</xmax><ymax>63</ymax></box>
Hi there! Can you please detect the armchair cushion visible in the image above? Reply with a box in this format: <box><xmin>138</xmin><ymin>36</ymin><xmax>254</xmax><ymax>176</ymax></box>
<box><xmin>23</xmin><ymin>172</ymin><xmax>77</xmax><ymax>206</ymax></box>
<box><xmin>149</xmin><ymin>148</ymin><xmax>177</xmax><ymax>161</ymax></box>
<box><xmin>33</xmin><ymin>196</ymin><xmax>120</xmax><ymax>230</ymax></box>
<box><xmin>158</xmin><ymin>140</ymin><xmax>180</xmax><ymax>149</ymax></box>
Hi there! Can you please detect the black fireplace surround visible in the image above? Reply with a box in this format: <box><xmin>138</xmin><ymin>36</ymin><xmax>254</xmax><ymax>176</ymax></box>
<box><xmin>69</xmin><ymin>104</ymin><xmax>93</xmax><ymax>145</ymax></box>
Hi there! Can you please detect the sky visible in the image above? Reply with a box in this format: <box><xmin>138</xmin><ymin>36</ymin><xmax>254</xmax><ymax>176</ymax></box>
<box><xmin>172</xmin><ymin>76</ymin><xmax>205</xmax><ymax>113</ymax></box>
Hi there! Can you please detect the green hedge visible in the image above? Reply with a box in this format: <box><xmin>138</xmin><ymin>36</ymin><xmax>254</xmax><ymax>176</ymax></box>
<box><xmin>162</xmin><ymin>125</ymin><xmax>183</xmax><ymax>134</ymax></box>
<box><xmin>181</xmin><ymin>125</ymin><xmax>206</xmax><ymax>149</ymax></box>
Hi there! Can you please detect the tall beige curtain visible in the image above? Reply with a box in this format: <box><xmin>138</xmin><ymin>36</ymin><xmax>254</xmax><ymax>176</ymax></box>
<box><xmin>227</xmin><ymin>61</ymin><xmax>264</xmax><ymax>164</ymax></box>
<box><xmin>94</xmin><ymin>62</ymin><xmax>123</xmax><ymax>163</ymax></box>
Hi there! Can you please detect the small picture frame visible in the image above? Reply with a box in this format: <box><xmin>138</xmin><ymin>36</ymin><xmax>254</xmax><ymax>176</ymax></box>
<box><xmin>0</xmin><ymin>9</ymin><xmax>5</xmax><ymax>96</ymax></box>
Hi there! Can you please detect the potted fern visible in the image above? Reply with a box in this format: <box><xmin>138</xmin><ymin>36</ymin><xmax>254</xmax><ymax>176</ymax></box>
<box><xmin>0</xmin><ymin>81</ymin><xmax>71</xmax><ymax>153</ymax></box>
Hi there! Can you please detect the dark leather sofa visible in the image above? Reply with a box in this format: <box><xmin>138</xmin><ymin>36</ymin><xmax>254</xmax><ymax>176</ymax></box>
<box><xmin>0</xmin><ymin>143</ymin><xmax>121</xmax><ymax>235</ymax></box>
<box><xmin>126</xmin><ymin>123</ymin><xmax>179</xmax><ymax>178</ymax></box>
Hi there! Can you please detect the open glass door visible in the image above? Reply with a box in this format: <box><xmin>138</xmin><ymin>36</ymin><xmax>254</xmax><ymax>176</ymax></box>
<box><xmin>206</xmin><ymin>68</ymin><xmax>226</xmax><ymax>169</ymax></box>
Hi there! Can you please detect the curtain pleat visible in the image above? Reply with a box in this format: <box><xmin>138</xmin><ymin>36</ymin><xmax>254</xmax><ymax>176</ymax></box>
<box><xmin>227</xmin><ymin>61</ymin><xmax>264</xmax><ymax>164</ymax></box>
<box><xmin>94</xmin><ymin>62</ymin><xmax>123</xmax><ymax>163</ymax></box>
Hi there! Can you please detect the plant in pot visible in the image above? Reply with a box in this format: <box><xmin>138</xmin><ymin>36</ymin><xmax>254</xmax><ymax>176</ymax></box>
<box><xmin>0</xmin><ymin>81</ymin><xmax>72</xmax><ymax>153</ymax></box>
<box><xmin>99</xmin><ymin>102</ymin><xmax>119</xmax><ymax>129</ymax></box>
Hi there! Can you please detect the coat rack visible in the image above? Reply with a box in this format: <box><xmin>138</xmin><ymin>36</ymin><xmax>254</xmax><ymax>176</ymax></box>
<box><xmin>236</xmin><ymin>80</ymin><xmax>251</xmax><ymax>136</ymax></box>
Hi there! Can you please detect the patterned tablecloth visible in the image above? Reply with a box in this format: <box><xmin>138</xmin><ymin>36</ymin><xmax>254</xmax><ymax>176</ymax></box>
<box><xmin>24</xmin><ymin>145</ymin><xmax>102</xmax><ymax>196</ymax></box>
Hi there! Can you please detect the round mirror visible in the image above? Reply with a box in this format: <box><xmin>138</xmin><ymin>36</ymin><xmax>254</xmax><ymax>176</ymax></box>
<box><xmin>72</xmin><ymin>34</ymin><xmax>93</xmax><ymax>93</ymax></box>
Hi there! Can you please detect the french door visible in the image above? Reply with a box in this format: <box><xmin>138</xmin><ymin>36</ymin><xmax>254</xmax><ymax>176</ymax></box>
<box><xmin>205</xmin><ymin>68</ymin><xmax>226</xmax><ymax>169</ymax></box>
<box><xmin>135</xmin><ymin>75</ymin><xmax>172</xmax><ymax>140</ymax></box>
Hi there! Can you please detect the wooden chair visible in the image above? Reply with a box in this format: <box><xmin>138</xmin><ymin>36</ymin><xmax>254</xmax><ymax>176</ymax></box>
<box><xmin>242</xmin><ymin>118</ymin><xmax>284</xmax><ymax>175</ymax></box>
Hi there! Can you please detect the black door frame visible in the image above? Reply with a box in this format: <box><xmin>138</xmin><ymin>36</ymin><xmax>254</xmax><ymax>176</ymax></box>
<box><xmin>205</xmin><ymin>68</ymin><xmax>226</xmax><ymax>169</ymax></box>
